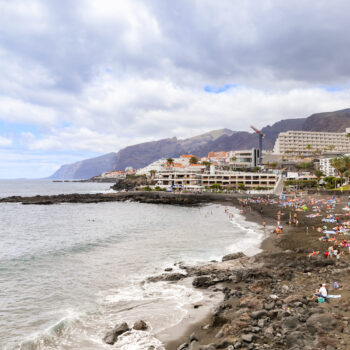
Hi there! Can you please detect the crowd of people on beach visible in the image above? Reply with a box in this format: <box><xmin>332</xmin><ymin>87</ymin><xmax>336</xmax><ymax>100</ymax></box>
<box><xmin>235</xmin><ymin>193</ymin><xmax>348</xmax><ymax>305</ymax></box>
<box><xmin>239</xmin><ymin>194</ymin><xmax>350</xmax><ymax>256</ymax></box>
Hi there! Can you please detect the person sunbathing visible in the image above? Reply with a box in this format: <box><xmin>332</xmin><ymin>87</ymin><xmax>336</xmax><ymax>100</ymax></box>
<box><xmin>308</xmin><ymin>251</ymin><xmax>319</xmax><ymax>257</ymax></box>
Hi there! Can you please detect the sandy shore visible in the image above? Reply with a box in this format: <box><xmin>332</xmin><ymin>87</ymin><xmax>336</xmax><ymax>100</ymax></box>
<box><xmin>160</xmin><ymin>192</ymin><xmax>350</xmax><ymax>350</ymax></box>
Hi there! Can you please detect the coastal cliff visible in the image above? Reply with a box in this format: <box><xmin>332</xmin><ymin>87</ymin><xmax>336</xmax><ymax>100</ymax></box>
<box><xmin>49</xmin><ymin>109</ymin><xmax>350</xmax><ymax>180</ymax></box>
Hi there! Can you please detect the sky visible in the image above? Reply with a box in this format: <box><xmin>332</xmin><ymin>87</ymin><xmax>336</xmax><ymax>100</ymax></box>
<box><xmin>1</xmin><ymin>0</ymin><xmax>350</xmax><ymax>178</ymax></box>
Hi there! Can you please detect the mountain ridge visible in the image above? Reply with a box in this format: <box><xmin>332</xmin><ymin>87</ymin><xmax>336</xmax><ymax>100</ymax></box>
<box><xmin>49</xmin><ymin>108</ymin><xmax>350</xmax><ymax>179</ymax></box>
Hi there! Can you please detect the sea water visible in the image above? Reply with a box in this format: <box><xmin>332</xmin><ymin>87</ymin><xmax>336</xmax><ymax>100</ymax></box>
<box><xmin>0</xmin><ymin>180</ymin><xmax>264</xmax><ymax>349</ymax></box>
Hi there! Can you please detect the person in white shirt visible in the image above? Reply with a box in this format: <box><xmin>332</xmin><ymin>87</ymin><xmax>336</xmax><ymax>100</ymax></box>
<box><xmin>318</xmin><ymin>284</ymin><xmax>328</xmax><ymax>297</ymax></box>
<box><xmin>313</xmin><ymin>283</ymin><xmax>328</xmax><ymax>299</ymax></box>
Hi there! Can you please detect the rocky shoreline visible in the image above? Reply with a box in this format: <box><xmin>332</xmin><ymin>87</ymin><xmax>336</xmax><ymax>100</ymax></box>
<box><xmin>0</xmin><ymin>191</ymin><xmax>245</xmax><ymax>205</ymax></box>
<box><xmin>141</xmin><ymin>193</ymin><xmax>350</xmax><ymax>350</ymax></box>
<box><xmin>3</xmin><ymin>189</ymin><xmax>350</xmax><ymax>349</ymax></box>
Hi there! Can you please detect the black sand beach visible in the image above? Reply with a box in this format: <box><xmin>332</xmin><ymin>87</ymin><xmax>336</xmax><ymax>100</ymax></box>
<box><xmin>161</xmin><ymin>192</ymin><xmax>350</xmax><ymax>350</ymax></box>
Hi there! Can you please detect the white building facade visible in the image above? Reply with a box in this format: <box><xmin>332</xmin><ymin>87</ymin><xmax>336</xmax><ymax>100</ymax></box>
<box><xmin>155</xmin><ymin>169</ymin><xmax>278</xmax><ymax>190</ymax></box>
<box><xmin>319</xmin><ymin>158</ymin><xmax>337</xmax><ymax>176</ymax></box>
<box><xmin>225</xmin><ymin>149</ymin><xmax>261</xmax><ymax>168</ymax></box>
<box><xmin>273</xmin><ymin>129</ymin><xmax>350</xmax><ymax>155</ymax></box>
<box><xmin>136</xmin><ymin>159</ymin><xmax>167</xmax><ymax>175</ymax></box>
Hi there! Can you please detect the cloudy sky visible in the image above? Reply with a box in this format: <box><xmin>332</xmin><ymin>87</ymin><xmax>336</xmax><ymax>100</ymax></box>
<box><xmin>1</xmin><ymin>0</ymin><xmax>350</xmax><ymax>178</ymax></box>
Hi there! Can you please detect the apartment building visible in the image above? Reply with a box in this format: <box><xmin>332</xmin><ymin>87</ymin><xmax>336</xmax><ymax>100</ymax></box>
<box><xmin>201</xmin><ymin>171</ymin><xmax>277</xmax><ymax>188</ymax></box>
<box><xmin>286</xmin><ymin>172</ymin><xmax>317</xmax><ymax>181</ymax></box>
<box><xmin>319</xmin><ymin>158</ymin><xmax>337</xmax><ymax>176</ymax></box>
<box><xmin>227</xmin><ymin>149</ymin><xmax>260</xmax><ymax>168</ymax></box>
<box><xmin>155</xmin><ymin>169</ymin><xmax>277</xmax><ymax>189</ymax></box>
<box><xmin>155</xmin><ymin>171</ymin><xmax>202</xmax><ymax>188</ymax></box>
<box><xmin>273</xmin><ymin>129</ymin><xmax>350</xmax><ymax>155</ymax></box>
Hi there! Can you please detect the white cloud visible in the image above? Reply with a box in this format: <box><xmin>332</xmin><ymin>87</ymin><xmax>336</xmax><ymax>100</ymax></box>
<box><xmin>18</xmin><ymin>76</ymin><xmax>350</xmax><ymax>153</ymax></box>
<box><xmin>21</xmin><ymin>127</ymin><xmax>151</xmax><ymax>153</ymax></box>
<box><xmin>0</xmin><ymin>96</ymin><xmax>58</xmax><ymax>126</ymax></box>
<box><xmin>1</xmin><ymin>0</ymin><xmax>350</xmax><ymax>178</ymax></box>
<box><xmin>0</xmin><ymin>136</ymin><xmax>12</xmax><ymax>147</ymax></box>
<box><xmin>74</xmin><ymin>75</ymin><xmax>350</xmax><ymax>139</ymax></box>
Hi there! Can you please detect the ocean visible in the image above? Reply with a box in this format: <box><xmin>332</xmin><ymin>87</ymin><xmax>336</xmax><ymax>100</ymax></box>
<box><xmin>0</xmin><ymin>180</ymin><xmax>265</xmax><ymax>350</ymax></box>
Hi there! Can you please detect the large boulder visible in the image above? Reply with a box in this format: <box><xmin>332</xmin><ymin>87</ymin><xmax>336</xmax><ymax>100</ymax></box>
<box><xmin>239</xmin><ymin>295</ymin><xmax>264</xmax><ymax>309</ymax></box>
<box><xmin>220</xmin><ymin>319</ymin><xmax>250</xmax><ymax>336</ymax></box>
<box><xmin>222</xmin><ymin>252</ymin><xmax>245</xmax><ymax>262</ymax></box>
<box><xmin>283</xmin><ymin>293</ymin><xmax>304</xmax><ymax>305</ymax></box>
<box><xmin>192</xmin><ymin>276</ymin><xmax>215</xmax><ymax>288</ymax></box>
<box><xmin>251</xmin><ymin>309</ymin><xmax>267</xmax><ymax>319</ymax></box>
<box><xmin>306</xmin><ymin>313</ymin><xmax>337</xmax><ymax>334</ymax></box>
<box><xmin>103</xmin><ymin>322</ymin><xmax>130</xmax><ymax>345</ymax></box>
<box><xmin>241</xmin><ymin>333</ymin><xmax>255</xmax><ymax>343</ymax></box>
<box><xmin>281</xmin><ymin>316</ymin><xmax>300</xmax><ymax>331</ymax></box>
<box><xmin>148</xmin><ymin>273</ymin><xmax>186</xmax><ymax>283</ymax></box>
<box><xmin>285</xmin><ymin>331</ymin><xmax>305</xmax><ymax>348</ymax></box>
<box><xmin>133</xmin><ymin>320</ymin><xmax>148</xmax><ymax>331</ymax></box>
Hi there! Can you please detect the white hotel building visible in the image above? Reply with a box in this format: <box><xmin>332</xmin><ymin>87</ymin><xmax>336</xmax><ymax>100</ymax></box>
<box><xmin>319</xmin><ymin>158</ymin><xmax>337</xmax><ymax>177</ymax></box>
<box><xmin>273</xmin><ymin>129</ymin><xmax>350</xmax><ymax>155</ymax></box>
<box><xmin>155</xmin><ymin>166</ymin><xmax>278</xmax><ymax>190</ymax></box>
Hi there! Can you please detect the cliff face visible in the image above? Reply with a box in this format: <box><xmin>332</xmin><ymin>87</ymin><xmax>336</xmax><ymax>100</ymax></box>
<box><xmin>301</xmin><ymin>108</ymin><xmax>350</xmax><ymax>132</ymax></box>
<box><xmin>50</xmin><ymin>109</ymin><xmax>350</xmax><ymax>179</ymax></box>
<box><xmin>49</xmin><ymin>153</ymin><xmax>117</xmax><ymax>180</ymax></box>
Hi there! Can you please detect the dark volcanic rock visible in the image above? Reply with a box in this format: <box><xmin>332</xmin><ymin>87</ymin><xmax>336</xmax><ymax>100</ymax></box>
<box><xmin>306</xmin><ymin>313</ymin><xmax>337</xmax><ymax>334</ymax></box>
<box><xmin>133</xmin><ymin>320</ymin><xmax>148</xmax><ymax>331</ymax></box>
<box><xmin>192</xmin><ymin>276</ymin><xmax>214</xmax><ymax>288</ymax></box>
<box><xmin>241</xmin><ymin>333</ymin><xmax>255</xmax><ymax>343</ymax></box>
<box><xmin>264</xmin><ymin>301</ymin><xmax>275</xmax><ymax>310</ymax></box>
<box><xmin>111</xmin><ymin>175</ymin><xmax>155</xmax><ymax>191</ymax></box>
<box><xmin>281</xmin><ymin>316</ymin><xmax>300</xmax><ymax>331</ymax></box>
<box><xmin>148</xmin><ymin>273</ymin><xmax>187</xmax><ymax>283</ymax></box>
<box><xmin>177</xmin><ymin>343</ymin><xmax>188</xmax><ymax>350</ymax></box>
<box><xmin>0</xmin><ymin>191</ymin><xmax>231</xmax><ymax>206</ymax></box>
<box><xmin>251</xmin><ymin>310</ymin><xmax>267</xmax><ymax>319</ymax></box>
<box><xmin>222</xmin><ymin>252</ymin><xmax>245</xmax><ymax>262</ymax></box>
<box><xmin>103</xmin><ymin>322</ymin><xmax>129</xmax><ymax>345</ymax></box>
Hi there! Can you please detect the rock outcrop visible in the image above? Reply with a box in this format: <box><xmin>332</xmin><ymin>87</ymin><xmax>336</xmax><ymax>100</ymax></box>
<box><xmin>103</xmin><ymin>322</ymin><xmax>130</xmax><ymax>345</ymax></box>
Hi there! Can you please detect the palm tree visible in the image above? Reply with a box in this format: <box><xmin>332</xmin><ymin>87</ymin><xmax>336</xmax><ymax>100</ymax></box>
<box><xmin>330</xmin><ymin>157</ymin><xmax>347</xmax><ymax>188</ymax></box>
<box><xmin>306</xmin><ymin>144</ymin><xmax>312</xmax><ymax>152</ymax></box>
<box><xmin>166</xmin><ymin>158</ymin><xmax>174</xmax><ymax>165</ymax></box>
<box><xmin>345</xmin><ymin>170</ymin><xmax>350</xmax><ymax>185</ymax></box>
<box><xmin>149</xmin><ymin>170</ymin><xmax>156</xmax><ymax>179</ymax></box>
<box><xmin>342</xmin><ymin>156</ymin><xmax>350</xmax><ymax>184</ymax></box>
<box><xmin>314</xmin><ymin>170</ymin><xmax>324</xmax><ymax>190</ymax></box>
<box><xmin>201</xmin><ymin>161</ymin><xmax>211</xmax><ymax>169</ymax></box>
<box><xmin>189</xmin><ymin>156</ymin><xmax>198</xmax><ymax>165</ymax></box>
